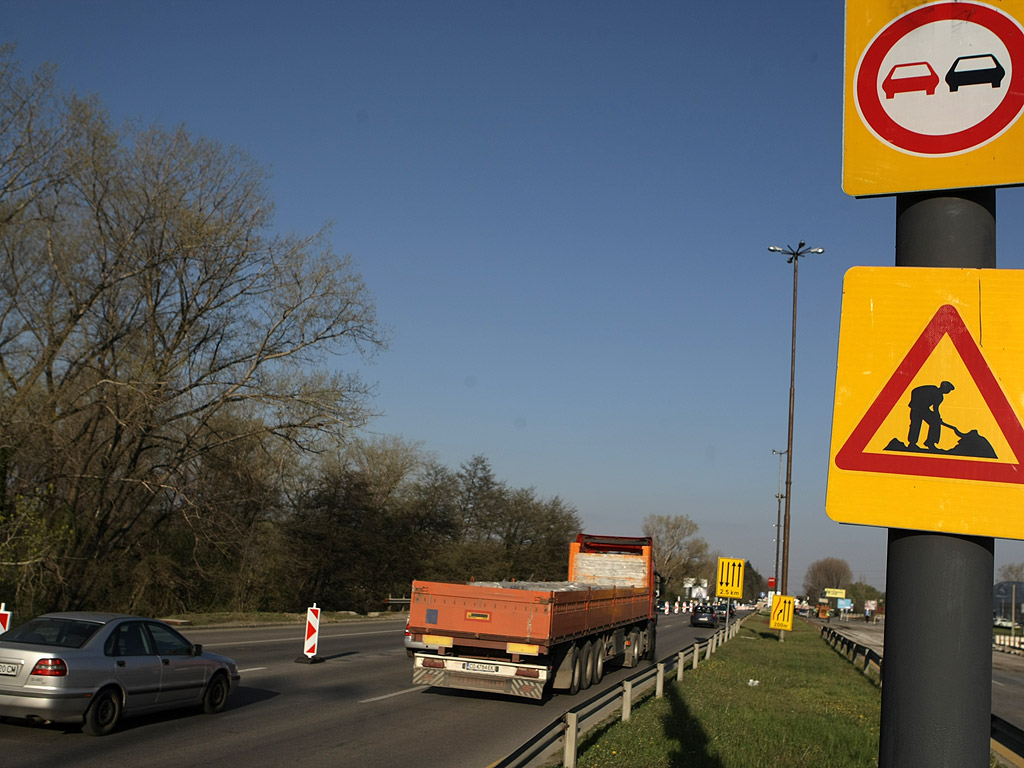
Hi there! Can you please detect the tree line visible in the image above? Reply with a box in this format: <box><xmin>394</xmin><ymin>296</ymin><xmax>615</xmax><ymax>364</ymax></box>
<box><xmin>0</xmin><ymin>48</ymin><xmax>590</xmax><ymax>617</ymax></box>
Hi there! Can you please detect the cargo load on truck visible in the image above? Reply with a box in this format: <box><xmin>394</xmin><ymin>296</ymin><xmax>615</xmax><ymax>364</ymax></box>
<box><xmin>408</xmin><ymin>533</ymin><xmax>658</xmax><ymax>700</ymax></box>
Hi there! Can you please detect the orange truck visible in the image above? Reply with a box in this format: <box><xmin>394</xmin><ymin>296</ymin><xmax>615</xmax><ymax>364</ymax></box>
<box><xmin>408</xmin><ymin>534</ymin><xmax>658</xmax><ymax>700</ymax></box>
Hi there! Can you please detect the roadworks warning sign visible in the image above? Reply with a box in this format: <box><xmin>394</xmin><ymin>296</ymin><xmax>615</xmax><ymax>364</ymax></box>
<box><xmin>827</xmin><ymin>267</ymin><xmax>1024</xmax><ymax>538</ymax></box>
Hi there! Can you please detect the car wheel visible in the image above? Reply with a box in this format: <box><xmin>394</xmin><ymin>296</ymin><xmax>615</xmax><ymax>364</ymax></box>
<box><xmin>593</xmin><ymin>637</ymin><xmax>605</xmax><ymax>684</ymax></box>
<box><xmin>202</xmin><ymin>673</ymin><xmax>230</xmax><ymax>714</ymax></box>
<box><xmin>84</xmin><ymin>687</ymin><xmax>122</xmax><ymax>736</ymax></box>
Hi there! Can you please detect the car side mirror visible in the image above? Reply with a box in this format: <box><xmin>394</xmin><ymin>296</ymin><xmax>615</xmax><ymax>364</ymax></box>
<box><xmin>191</xmin><ymin>643</ymin><xmax>203</xmax><ymax>656</ymax></box>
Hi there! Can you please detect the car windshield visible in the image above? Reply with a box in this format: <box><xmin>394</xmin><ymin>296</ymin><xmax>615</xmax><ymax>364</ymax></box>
<box><xmin>3</xmin><ymin>617</ymin><xmax>102</xmax><ymax>648</ymax></box>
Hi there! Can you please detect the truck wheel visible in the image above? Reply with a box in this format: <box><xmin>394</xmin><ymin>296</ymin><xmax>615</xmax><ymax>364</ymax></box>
<box><xmin>644</xmin><ymin>625</ymin><xmax>657</xmax><ymax>662</ymax></box>
<box><xmin>593</xmin><ymin>636</ymin><xmax>605</xmax><ymax>684</ymax></box>
<box><xmin>625</xmin><ymin>629</ymin><xmax>641</xmax><ymax>668</ymax></box>
<box><xmin>568</xmin><ymin>646</ymin><xmax>582</xmax><ymax>695</ymax></box>
<box><xmin>580</xmin><ymin>641</ymin><xmax>594</xmax><ymax>690</ymax></box>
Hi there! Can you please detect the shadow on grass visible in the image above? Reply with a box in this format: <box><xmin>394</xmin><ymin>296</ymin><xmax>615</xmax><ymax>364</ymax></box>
<box><xmin>575</xmin><ymin>685</ymin><xmax>724</xmax><ymax>768</ymax></box>
<box><xmin>661</xmin><ymin>684</ymin><xmax>726</xmax><ymax>768</ymax></box>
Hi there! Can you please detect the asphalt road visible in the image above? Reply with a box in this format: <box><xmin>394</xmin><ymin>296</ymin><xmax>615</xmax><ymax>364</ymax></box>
<box><xmin>1</xmin><ymin>611</ymin><xmax>721</xmax><ymax>768</ymax></box>
<box><xmin>814</xmin><ymin>617</ymin><xmax>1024</xmax><ymax>728</ymax></box>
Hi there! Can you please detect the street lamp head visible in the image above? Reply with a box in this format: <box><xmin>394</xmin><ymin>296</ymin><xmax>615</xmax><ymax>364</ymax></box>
<box><xmin>768</xmin><ymin>246</ymin><xmax>782</xmax><ymax>253</ymax></box>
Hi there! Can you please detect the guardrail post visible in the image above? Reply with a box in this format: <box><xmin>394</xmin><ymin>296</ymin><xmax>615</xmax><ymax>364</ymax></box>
<box><xmin>623</xmin><ymin>680</ymin><xmax>633</xmax><ymax>721</ymax></box>
<box><xmin>656</xmin><ymin>662</ymin><xmax>665</xmax><ymax>698</ymax></box>
<box><xmin>677</xmin><ymin>650</ymin><xmax>685</xmax><ymax>681</ymax></box>
<box><xmin>563</xmin><ymin>711</ymin><xmax>578</xmax><ymax>768</ymax></box>
<box><xmin>693</xmin><ymin>641</ymin><xmax>700</xmax><ymax>669</ymax></box>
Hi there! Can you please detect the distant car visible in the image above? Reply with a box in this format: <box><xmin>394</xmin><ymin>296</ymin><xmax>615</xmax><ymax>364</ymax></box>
<box><xmin>994</xmin><ymin>617</ymin><xmax>1021</xmax><ymax>629</ymax></box>
<box><xmin>690</xmin><ymin>605</ymin><xmax>717</xmax><ymax>628</ymax></box>
<box><xmin>946</xmin><ymin>54</ymin><xmax>1005</xmax><ymax>92</ymax></box>
<box><xmin>404</xmin><ymin>616</ymin><xmax>440</xmax><ymax>657</ymax></box>
<box><xmin>0</xmin><ymin>612</ymin><xmax>240</xmax><ymax>735</ymax></box>
<box><xmin>882</xmin><ymin>61</ymin><xmax>940</xmax><ymax>98</ymax></box>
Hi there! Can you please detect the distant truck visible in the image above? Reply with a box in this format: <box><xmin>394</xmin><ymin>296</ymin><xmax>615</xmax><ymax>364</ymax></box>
<box><xmin>408</xmin><ymin>533</ymin><xmax>658</xmax><ymax>700</ymax></box>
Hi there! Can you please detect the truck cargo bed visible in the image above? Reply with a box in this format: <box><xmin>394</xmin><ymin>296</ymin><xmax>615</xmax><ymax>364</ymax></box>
<box><xmin>410</xmin><ymin>579</ymin><xmax>651</xmax><ymax>650</ymax></box>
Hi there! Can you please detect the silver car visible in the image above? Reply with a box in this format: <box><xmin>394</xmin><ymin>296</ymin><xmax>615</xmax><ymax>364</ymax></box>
<box><xmin>0</xmin><ymin>612</ymin><xmax>240</xmax><ymax>735</ymax></box>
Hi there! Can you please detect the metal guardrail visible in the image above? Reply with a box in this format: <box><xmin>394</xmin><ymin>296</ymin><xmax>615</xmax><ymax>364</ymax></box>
<box><xmin>492</xmin><ymin>617</ymin><xmax>746</xmax><ymax>768</ymax></box>
<box><xmin>819</xmin><ymin>624</ymin><xmax>1024</xmax><ymax>766</ymax></box>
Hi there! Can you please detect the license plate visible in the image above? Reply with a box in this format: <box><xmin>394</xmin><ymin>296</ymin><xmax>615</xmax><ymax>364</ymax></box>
<box><xmin>0</xmin><ymin>662</ymin><xmax>20</xmax><ymax>676</ymax></box>
<box><xmin>463</xmin><ymin>662</ymin><xmax>499</xmax><ymax>673</ymax></box>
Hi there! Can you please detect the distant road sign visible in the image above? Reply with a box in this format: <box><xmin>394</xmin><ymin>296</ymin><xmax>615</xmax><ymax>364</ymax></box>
<box><xmin>716</xmin><ymin>557</ymin><xmax>745</xmax><ymax>599</ymax></box>
<box><xmin>770</xmin><ymin>595</ymin><xmax>795</xmax><ymax>631</ymax></box>
<box><xmin>827</xmin><ymin>267</ymin><xmax>1024</xmax><ymax>538</ymax></box>
<box><xmin>844</xmin><ymin>0</ymin><xmax>1024</xmax><ymax>195</ymax></box>
<box><xmin>824</xmin><ymin>588</ymin><xmax>848</xmax><ymax>598</ymax></box>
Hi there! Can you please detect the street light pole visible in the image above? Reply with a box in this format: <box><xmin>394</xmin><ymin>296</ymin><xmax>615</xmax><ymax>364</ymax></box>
<box><xmin>772</xmin><ymin>448</ymin><xmax>787</xmax><ymax>592</ymax></box>
<box><xmin>768</xmin><ymin>241</ymin><xmax>824</xmax><ymax>597</ymax></box>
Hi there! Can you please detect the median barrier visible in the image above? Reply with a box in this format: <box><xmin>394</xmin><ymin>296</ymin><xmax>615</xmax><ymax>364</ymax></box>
<box><xmin>493</xmin><ymin>615</ymin><xmax>747</xmax><ymax>768</ymax></box>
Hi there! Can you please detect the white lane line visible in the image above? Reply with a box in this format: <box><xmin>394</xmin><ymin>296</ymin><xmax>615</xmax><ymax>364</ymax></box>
<box><xmin>200</xmin><ymin>629</ymin><xmax>400</xmax><ymax>648</ymax></box>
<box><xmin>359</xmin><ymin>687</ymin><xmax>422</xmax><ymax>703</ymax></box>
<box><xmin>994</xmin><ymin>679</ymin><xmax>1006</xmax><ymax>686</ymax></box>
<box><xmin>238</xmin><ymin>667</ymin><xmax>267</xmax><ymax>673</ymax></box>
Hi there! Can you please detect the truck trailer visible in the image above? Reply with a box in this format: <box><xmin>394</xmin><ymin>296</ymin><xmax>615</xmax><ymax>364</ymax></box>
<box><xmin>408</xmin><ymin>533</ymin><xmax>657</xmax><ymax>700</ymax></box>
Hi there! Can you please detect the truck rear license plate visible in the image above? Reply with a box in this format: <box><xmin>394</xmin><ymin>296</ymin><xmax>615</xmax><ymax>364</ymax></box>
<box><xmin>0</xmin><ymin>662</ymin><xmax>20</xmax><ymax>676</ymax></box>
<box><xmin>463</xmin><ymin>662</ymin><xmax>499</xmax><ymax>673</ymax></box>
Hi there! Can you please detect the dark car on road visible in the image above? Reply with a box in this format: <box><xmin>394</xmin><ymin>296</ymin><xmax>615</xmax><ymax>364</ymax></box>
<box><xmin>690</xmin><ymin>604</ymin><xmax>718</xmax><ymax>628</ymax></box>
<box><xmin>0</xmin><ymin>612</ymin><xmax>240</xmax><ymax>735</ymax></box>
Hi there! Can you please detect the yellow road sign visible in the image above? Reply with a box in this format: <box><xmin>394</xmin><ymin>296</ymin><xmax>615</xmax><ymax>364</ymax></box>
<box><xmin>716</xmin><ymin>557</ymin><xmax>745</xmax><ymax>599</ymax></box>
<box><xmin>824</xmin><ymin>588</ymin><xmax>847</xmax><ymax>599</ymax></box>
<box><xmin>844</xmin><ymin>0</ymin><xmax>1024</xmax><ymax>196</ymax></box>
<box><xmin>827</xmin><ymin>267</ymin><xmax>1024</xmax><ymax>537</ymax></box>
<box><xmin>770</xmin><ymin>595</ymin><xmax>795</xmax><ymax>631</ymax></box>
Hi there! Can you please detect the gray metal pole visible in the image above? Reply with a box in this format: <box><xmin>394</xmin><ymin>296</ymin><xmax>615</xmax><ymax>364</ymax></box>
<box><xmin>880</xmin><ymin>188</ymin><xmax>995</xmax><ymax>768</ymax></box>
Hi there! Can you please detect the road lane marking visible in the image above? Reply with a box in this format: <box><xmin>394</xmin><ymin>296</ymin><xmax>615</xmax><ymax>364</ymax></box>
<box><xmin>199</xmin><ymin>628</ymin><xmax>400</xmax><ymax>648</ymax></box>
<box><xmin>359</xmin><ymin>687</ymin><xmax>422</xmax><ymax>703</ymax></box>
<box><xmin>239</xmin><ymin>667</ymin><xmax>267</xmax><ymax>673</ymax></box>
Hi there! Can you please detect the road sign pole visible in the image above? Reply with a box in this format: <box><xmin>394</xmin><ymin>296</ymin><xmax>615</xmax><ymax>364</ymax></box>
<box><xmin>879</xmin><ymin>189</ymin><xmax>995</xmax><ymax>768</ymax></box>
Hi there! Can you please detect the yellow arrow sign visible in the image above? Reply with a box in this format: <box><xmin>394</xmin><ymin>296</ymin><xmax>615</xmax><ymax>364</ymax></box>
<box><xmin>716</xmin><ymin>557</ymin><xmax>745</xmax><ymax>600</ymax></box>
<box><xmin>770</xmin><ymin>595</ymin><xmax>795</xmax><ymax>631</ymax></box>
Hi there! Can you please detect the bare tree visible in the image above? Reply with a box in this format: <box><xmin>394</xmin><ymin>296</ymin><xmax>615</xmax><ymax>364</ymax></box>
<box><xmin>803</xmin><ymin>557</ymin><xmax>854</xmax><ymax>602</ymax></box>
<box><xmin>0</xmin><ymin>52</ymin><xmax>388</xmax><ymax>611</ymax></box>
<box><xmin>998</xmin><ymin>562</ymin><xmax>1024</xmax><ymax>583</ymax></box>
<box><xmin>642</xmin><ymin>514</ymin><xmax>710</xmax><ymax>595</ymax></box>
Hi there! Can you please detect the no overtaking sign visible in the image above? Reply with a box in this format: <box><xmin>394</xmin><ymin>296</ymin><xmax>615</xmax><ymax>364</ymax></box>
<box><xmin>844</xmin><ymin>0</ymin><xmax>1024</xmax><ymax>195</ymax></box>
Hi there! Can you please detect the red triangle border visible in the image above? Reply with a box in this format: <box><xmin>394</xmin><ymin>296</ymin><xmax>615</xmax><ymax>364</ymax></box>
<box><xmin>834</xmin><ymin>304</ymin><xmax>1024</xmax><ymax>484</ymax></box>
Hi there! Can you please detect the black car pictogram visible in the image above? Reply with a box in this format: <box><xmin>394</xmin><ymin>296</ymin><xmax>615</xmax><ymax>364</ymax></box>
<box><xmin>945</xmin><ymin>54</ymin><xmax>1005</xmax><ymax>92</ymax></box>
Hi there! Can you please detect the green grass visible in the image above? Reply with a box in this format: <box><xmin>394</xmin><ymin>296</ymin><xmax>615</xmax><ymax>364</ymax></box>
<box><xmin>571</xmin><ymin>614</ymin><xmax>880</xmax><ymax>768</ymax></box>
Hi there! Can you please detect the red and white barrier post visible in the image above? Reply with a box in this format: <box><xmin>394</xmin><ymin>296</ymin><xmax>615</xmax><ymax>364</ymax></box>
<box><xmin>0</xmin><ymin>603</ymin><xmax>10</xmax><ymax>634</ymax></box>
<box><xmin>296</xmin><ymin>603</ymin><xmax>323</xmax><ymax>664</ymax></box>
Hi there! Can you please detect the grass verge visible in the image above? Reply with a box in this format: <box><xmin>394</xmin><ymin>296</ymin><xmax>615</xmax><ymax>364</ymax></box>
<box><xmin>572</xmin><ymin>613</ymin><xmax>880</xmax><ymax>768</ymax></box>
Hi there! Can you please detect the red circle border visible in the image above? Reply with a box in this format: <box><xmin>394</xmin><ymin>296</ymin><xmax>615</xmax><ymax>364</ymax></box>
<box><xmin>856</xmin><ymin>2</ymin><xmax>1024</xmax><ymax>155</ymax></box>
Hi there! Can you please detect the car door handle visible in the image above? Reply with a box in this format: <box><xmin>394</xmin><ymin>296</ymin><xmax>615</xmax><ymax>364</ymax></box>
<box><xmin>117</xmin><ymin>660</ymin><xmax>126</xmax><ymax>667</ymax></box>
<box><xmin>162</xmin><ymin>658</ymin><xmax>169</xmax><ymax>665</ymax></box>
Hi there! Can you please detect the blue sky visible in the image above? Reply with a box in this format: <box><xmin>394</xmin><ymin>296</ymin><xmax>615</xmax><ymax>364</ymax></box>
<box><xmin>10</xmin><ymin>0</ymin><xmax>1024</xmax><ymax>593</ymax></box>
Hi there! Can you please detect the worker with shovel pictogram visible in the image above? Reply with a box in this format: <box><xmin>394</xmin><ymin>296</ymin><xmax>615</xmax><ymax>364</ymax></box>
<box><xmin>883</xmin><ymin>379</ymin><xmax>997</xmax><ymax>459</ymax></box>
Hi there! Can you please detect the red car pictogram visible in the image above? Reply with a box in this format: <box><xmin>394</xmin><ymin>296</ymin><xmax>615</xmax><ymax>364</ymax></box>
<box><xmin>882</xmin><ymin>61</ymin><xmax>940</xmax><ymax>99</ymax></box>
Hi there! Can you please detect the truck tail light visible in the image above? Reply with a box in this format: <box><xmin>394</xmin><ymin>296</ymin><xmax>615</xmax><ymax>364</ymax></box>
<box><xmin>31</xmin><ymin>658</ymin><xmax>68</xmax><ymax>676</ymax></box>
<box><xmin>422</xmin><ymin>658</ymin><xmax>445</xmax><ymax>669</ymax></box>
<box><xmin>515</xmin><ymin>668</ymin><xmax>540</xmax><ymax>678</ymax></box>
